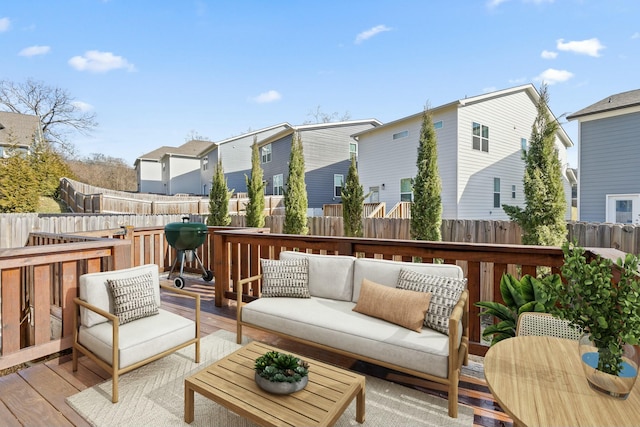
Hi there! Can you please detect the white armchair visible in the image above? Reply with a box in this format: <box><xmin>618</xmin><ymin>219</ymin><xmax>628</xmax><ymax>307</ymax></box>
<box><xmin>72</xmin><ymin>264</ymin><xmax>200</xmax><ymax>403</ymax></box>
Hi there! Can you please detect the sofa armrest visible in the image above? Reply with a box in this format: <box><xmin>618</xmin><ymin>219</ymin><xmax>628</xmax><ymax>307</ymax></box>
<box><xmin>74</xmin><ymin>296</ymin><xmax>121</xmax><ymax>370</ymax></box>
<box><xmin>236</xmin><ymin>274</ymin><xmax>262</xmax><ymax>320</ymax></box>
<box><xmin>74</xmin><ymin>296</ymin><xmax>119</xmax><ymax>325</ymax></box>
<box><xmin>448</xmin><ymin>289</ymin><xmax>469</xmax><ymax>369</ymax></box>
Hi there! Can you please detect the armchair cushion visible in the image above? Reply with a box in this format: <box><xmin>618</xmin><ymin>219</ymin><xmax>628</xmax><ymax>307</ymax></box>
<box><xmin>107</xmin><ymin>272</ymin><xmax>159</xmax><ymax>324</ymax></box>
<box><xmin>396</xmin><ymin>269</ymin><xmax>467</xmax><ymax>335</ymax></box>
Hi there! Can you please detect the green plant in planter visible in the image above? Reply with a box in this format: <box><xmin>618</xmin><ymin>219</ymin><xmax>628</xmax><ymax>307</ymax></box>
<box><xmin>542</xmin><ymin>241</ymin><xmax>640</xmax><ymax>376</ymax></box>
<box><xmin>476</xmin><ymin>272</ymin><xmax>559</xmax><ymax>345</ymax></box>
<box><xmin>254</xmin><ymin>351</ymin><xmax>309</xmax><ymax>383</ymax></box>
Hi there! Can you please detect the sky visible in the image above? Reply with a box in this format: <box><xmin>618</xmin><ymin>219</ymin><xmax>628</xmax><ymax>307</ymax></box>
<box><xmin>1</xmin><ymin>0</ymin><xmax>639</xmax><ymax>167</ymax></box>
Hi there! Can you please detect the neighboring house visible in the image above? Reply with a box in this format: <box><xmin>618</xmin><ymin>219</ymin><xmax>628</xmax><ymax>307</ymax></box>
<box><xmin>257</xmin><ymin>119</ymin><xmax>381</xmax><ymax>213</ymax></box>
<box><xmin>353</xmin><ymin>84</ymin><xmax>574</xmax><ymax>220</ymax></box>
<box><xmin>0</xmin><ymin>111</ymin><xmax>43</xmax><ymax>157</ymax></box>
<box><xmin>160</xmin><ymin>140</ymin><xmax>213</xmax><ymax>195</ymax></box>
<box><xmin>134</xmin><ymin>146</ymin><xmax>174</xmax><ymax>194</ymax></box>
<box><xmin>199</xmin><ymin>123</ymin><xmax>290</xmax><ymax>196</ymax></box>
<box><xmin>567</xmin><ymin>88</ymin><xmax>640</xmax><ymax>224</ymax></box>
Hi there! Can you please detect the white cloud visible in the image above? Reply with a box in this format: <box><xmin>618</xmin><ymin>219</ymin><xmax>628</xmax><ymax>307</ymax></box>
<box><xmin>509</xmin><ymin>77</ymin><xmax>527</xmax><ymax>84</ymax></box>
<box><xmin>19</xmin><ymin>45</ymin><xmax>51</xmax><ymax>57</ymax></box>
<box><xmin>355</xmin><ymin>25</ymin><xmax>391</xmax><ymax>44</ymax></box>
<box><xmin>72</xmin><ymin>101</ymin><xmax>93</xmax><ymax>112</ymax></box>
<box><xmin>0</xmin><ymin>17</ymin><xmax>10</xmax><ymax>32</ymax></box>
<box><xmin>535</xmin><ymin>68</ymin><xmax>574</xmax><ymax>85</ymax></box>
<box><xmin>541</xmin><ymin>50</ymin><xmax>557</xmax><ymax>59</ymax></box>
<box><xmin>483</xmin><ymin>86</ymin><xmax>497</xmax><ymax>93</ymax></box>
<box><xmin>632</xmin><ymin>32</ymin><xmax>640</xmax><ymax>39</ymax></box>
<box><xmin>251</xmin><ymin>90</ymin><xmax>282</xmax><ymax>104</ymax></box>
<box><xmin>556</xmin><ymin>38</ymin><xmax>605</xmax><ymax>57</ymax></box>
<box><xmin>68</xmin><ymin>50</ymin><xmax>136</xmax><ymax>73</ymax></box>
<box><xmin>487</xmin><ymin>0</ymin><xmax>510</xmax><ymax>8</ymax></box>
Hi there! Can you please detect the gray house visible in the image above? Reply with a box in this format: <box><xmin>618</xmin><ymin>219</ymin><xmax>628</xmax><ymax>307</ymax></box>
<box><xmin>257</xmin><ymin>120</ymin><xmax>381</xmax><ymax>213</ymax></box>
<box><xmin>0</xmin><ymin>111</ymin><xmax>43</xmax><ymax>157</ymax></box>
<box><xmin>567</xmin><ymin>88</ymin><xmax>640</xmax><ymax>224</ymax></box>
<box><xmin>135</xmin><ymin>146</ymin><xmax>174</xmax><ymax>194</ymax></box>
<box><xmin>199</xmin><ymin>123</ymin><xmax>290</xmax><ymax>196</ymax></box>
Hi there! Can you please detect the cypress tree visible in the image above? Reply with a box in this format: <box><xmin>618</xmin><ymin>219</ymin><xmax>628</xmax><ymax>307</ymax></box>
<box><xmin>283</xmin><ymin>132</ymin><xmax>308</xmax><ymax>235</ymax></box>
<box><xmin>245</xmin><ymin>137</ymin><xmax>265</xmax><ymax>227</ymax></box>
<box><xmin>503</xmin><ymin>84</ymin><xmax>567</xmax><ymax>246</ymax></box>
<box><xmin>341</xmin><ymin>157</ymin><xmax>364</xmax><ymax>237</ymax></box>
<box><xmin>207</xmin><ymin>159</ymin><xmax>231</xmax><ymax>226</ymax></box>
<box><xmin>411</xmin><ymin>106</ymin><xmax>442</xmax><ymax>241</ymax></box>
<box><xmin>0</xmin><ymin>154</ymin><xmax>40</xmax><ymax>212</ymax></box>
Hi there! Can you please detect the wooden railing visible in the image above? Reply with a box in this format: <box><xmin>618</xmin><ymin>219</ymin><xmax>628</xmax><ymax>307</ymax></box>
<box><xmin>386</xmin><ymin>201</ymin><xmax>412</xmax><ymax>218</ymax></box>
<box><xmin>212</xmin><ymin>230</ymin><xmax>571</xmax><ymax>357</ymax></box>
<box><xmin>0</xmin><ymin>239</ymin><xmax>131</xmax><ymax>370</ymax></box>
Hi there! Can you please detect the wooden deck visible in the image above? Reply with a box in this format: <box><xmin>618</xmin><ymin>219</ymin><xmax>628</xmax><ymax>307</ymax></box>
<box><xmin>0</xmin><ymin>276</ymin><xmax>512</xmax><ymax>427</ymax></box>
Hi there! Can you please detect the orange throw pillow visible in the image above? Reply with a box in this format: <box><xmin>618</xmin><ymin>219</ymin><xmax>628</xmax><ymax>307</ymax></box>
<box><xmin>353</xmin><ymin>278</ymin><xmax>432</xmax><ymax>332</ymax></box>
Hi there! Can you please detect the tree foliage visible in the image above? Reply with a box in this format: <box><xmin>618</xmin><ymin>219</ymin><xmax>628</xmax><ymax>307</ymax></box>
<box><xmin>341</xmin><ymin>157</ymin><xmax>364</xmax><ymax>237</ymax></box>
<box><xmin>207</xmin><ymin>160</ymin><xmax>231</xmax><ymax>226</ymax></box>
<box><xmin>67</xmin><ymin>154</ymin><xmax>136</xmax><ymax>191</ymax></box>
<box><xmin>0</xmin><ymin>78</ymin><xmax>98</xmax><ymax>155</ymax></box>
<box><xmin>0</xmin><ymin>153</ymin><xmax>40</xmax><ymax>212</ymax></box>
<box><xmin>245</xmin><ymin>138</ymin><xmax>265</xmax><ymax>227</ymax></box>
<box><xmin>411</xmin><ymin>106</ymin><xmax>442</xmax><ymax>241</ymax></box>
<box><xmin>283</xmin><ymin>132</ymin><xmax>308</xmax><ymax>235</ymax></box>
<box><xmin>30</xmin><ymin>141</ymin><xmax>74</xmax><ymax>197</ymax></box>
<box><xmin>503</xmin><ymin>84</ymin><xmax>566</xmax><ymax>246</ymax></box>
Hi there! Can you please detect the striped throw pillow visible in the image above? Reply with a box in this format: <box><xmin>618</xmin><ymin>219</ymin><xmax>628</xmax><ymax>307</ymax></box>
<box><xmin>396</xmin><ymin>269</ymin><xmax>467</xmax><ymax>335</ymax></box>
<box><xmin>261</xmin><ymin>258</ymin><xmax>310</xmax><ymax>298</ymax></box>
<box><xmin>107</xmin><ymin>272</ymin><xmax>159</xmax><ymax>325</ymax></box>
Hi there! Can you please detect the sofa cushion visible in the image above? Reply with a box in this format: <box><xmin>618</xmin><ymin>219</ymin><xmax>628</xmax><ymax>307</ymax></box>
<box><xmin>279</xmin><ymin>251</ymin><xmax>356</xmax><ymax>301</ymax></box>
<box><xmin>260</xmin><ymin>258</ymin><xmax>310</xmax><ymax>298</ymax></box>
<box><xmin>77</xmin><ymin>308</ymin><xmax>195</xmax><ymax>369</ymax></box>
<box><xmin>241</xmin><ymin>297</ymin><xmax>455</xmax><ymax>379</ymax></box>
<box><xmin>352</xmin><ymin>258</ymin><xmax>464</xmax><ymax>302</ymax></box>
<box><xmin>79</xmin><ymin>264</ymin><xmax>161</xmax><ymax>328</ymax></box>
<box><xmin>107</xmin><ymin>272</ymin><xmax>159</xmax><ymax>325</ymax></box>
<box><xmin>353</xmin><ymin>278</ymin><xmax>431</xmax><ymax>332</ymax></box>
<box><xmin>396</xmin><ymin>269</ymin><xmax>467</xmax><ymax>335</ymax></box>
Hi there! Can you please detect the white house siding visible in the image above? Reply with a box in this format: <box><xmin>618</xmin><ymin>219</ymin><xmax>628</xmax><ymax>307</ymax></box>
<box><xmin>137</xmin><ymin>160</ymin><xmax>164</xmax><ymax>194</ymax></box>
<box><xmin>200</xmin><ymin>149</ymin><xmax>219</xmax><ymax>196</ymax></box>
<box><xmin>456</xmin><ymin>91</ymin><xmax>535</xmax><ymax>220</ymax></box>
<box><xmin>579</xmin><ymin>112</ymin><xmax>640</xmax><ymax>222</ymax></box>
<box><xmin>166</xmin><ymin>156</ymin><xmax>202</xmax><ymax>195</ymax></box>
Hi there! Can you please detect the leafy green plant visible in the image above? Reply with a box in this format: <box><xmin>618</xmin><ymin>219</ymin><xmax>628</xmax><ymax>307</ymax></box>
<box><xmin>254</xmin><ymin>351</ymin><xmax>309</xmax><ymax>383</ymax></box>
<box><xmin>476</xmin><ymin>272</ymin><xmax>559</xmax><ymax>345</ymax></box>
<box><xmin>542</xmin><ymin>241</ymin><xmax>640</xmax><ymax>375</ymax></box>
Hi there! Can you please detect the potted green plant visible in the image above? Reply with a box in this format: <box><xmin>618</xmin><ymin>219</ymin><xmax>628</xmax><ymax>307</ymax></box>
<box><xmin>476</xmin><ymin>272</ymin><xmax>559</xmax><ymax>345</ymax></box>
<box><xmin>542</xmin><ymin>241</ymin><xmax>640</xmax><ymax>398</ymax></box>
<box><xmin>254</xmin><ymin>350</ymin><xmax>309</xmax><ymax>395</ymax></box>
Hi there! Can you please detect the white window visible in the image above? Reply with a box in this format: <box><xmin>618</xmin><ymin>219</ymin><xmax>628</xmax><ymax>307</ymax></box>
<box><xmin>434</xmin><ymin>121</ymin><xmax>443</xmax><ymax>129</ymax></box>
<box><xmin>494</xmin><ymin>178</ymin><xmax>501</xmax><ymax>208</ymax></box>
<box><xmin>202</xmin><ymin>157</ymin><xmax>208</xmax><ymax>171</ymax></box>
<box><xmin>393</xmin><ymin>130</ymin><xmax>408</xmax><ymax>140</ymax></box>
<box><xmin>261</xmin><ymin>144</ymin><xmax>272</xmax><ymax>164</ymax></box>
<box><xmin>334</xmin><ymin>174</ymin><xmax>344</xmax><ymax>198</ymax></box>
<box><xmin>273</xmin><ymin>174</ymin><xmax>283</xmax><ymax>195</ymax></box>
<box><xmin>473</xmin><ymin>122</ymin><xmax>489</xmax><ymax>152</ymax></box>
<box><xmin>349</xmin><ymin>143</ymin><xmax>357</xmax><ymax>161</ymax></box>
<box><xmin>521</xmin><ymin>138</ymin><xmax>527</xmax><ymax>159</ymax></box>
<box><xmin>400</xmin><ymin>178</ymin><xmax>413</xmax><ymax>202</ymax></box>
<box><xmin>511</xmin><ymin>184</ymin><xmax>516</xmax><ymax>199</ymax></box>
<box><xmin>369</xmin><ymin>186</ymin><xmax>379</xmax><ymax>203</ymax></box>
<box><xmin>616</xmin><ymin>200</ymin><xmax>633</xmax><ymax>223</ymax></box>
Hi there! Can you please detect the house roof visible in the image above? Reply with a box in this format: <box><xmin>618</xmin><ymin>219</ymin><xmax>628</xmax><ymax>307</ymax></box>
<box><xmin>136</xmin><ymin>146</ymin><xmax>176</xmax><ymax>162</ymax></box>
<box><xmin>0</xmin><ymin>111</ymin><xmax>41</xmax><ymax>147</ymax></box>
<box><xmin>566</xmin><ymin>88</ymin><xmax>640</xmax><ymax>120</ymax></box>
<box><xmin>165</xmin><ymin>140</ymin><xmax>213</xmax><ymax>158</ymax></box>
<box><xmin>351</xmin><ymin>84</ymin><xmax>573</xmax><ymax>148</ymax></box>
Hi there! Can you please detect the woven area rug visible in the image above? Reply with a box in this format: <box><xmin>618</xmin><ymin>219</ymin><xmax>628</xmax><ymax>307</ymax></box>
<box><xmin>67</xmin><ymin>330</ymin><xmax>474</xmax><ymax>427</ymax></box>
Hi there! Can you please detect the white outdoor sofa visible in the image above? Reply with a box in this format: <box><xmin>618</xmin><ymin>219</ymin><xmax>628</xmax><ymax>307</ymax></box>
<box><xmin>236</xmin><ymin>251</ymin><xmax>469</xmax><ymax>418</ymax></box>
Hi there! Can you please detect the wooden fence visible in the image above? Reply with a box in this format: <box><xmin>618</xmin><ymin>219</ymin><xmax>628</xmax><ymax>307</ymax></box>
<box><xmin>4</xmin><ymin>212</ymin><xmax>640</xmax><ymax>254</ymax></box>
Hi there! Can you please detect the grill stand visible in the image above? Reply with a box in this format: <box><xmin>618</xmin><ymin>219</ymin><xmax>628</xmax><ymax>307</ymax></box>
<box><xmin>167</xmin><ymin>249</ymin><xmax>213</xmax><ymax>289</ymax></box>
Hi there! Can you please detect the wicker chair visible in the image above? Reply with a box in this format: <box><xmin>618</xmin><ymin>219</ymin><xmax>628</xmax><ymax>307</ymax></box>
<box><xmin>516</xmin><ymin>312</ymin><xmax>582</xmax><ymax>340</ymax></box>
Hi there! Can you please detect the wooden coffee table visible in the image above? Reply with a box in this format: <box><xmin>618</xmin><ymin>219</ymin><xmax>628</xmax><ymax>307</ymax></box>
<box><xmin>184</xmin><ymin>341</ymin><xmax>366</xmax><ymax>426</ymax></box>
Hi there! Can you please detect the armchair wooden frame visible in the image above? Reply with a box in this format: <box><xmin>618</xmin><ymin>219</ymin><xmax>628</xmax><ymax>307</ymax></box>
<box><xmin>72</xmin><ymin>284</ymin><xmax>201</xmax><ymax>403</ymax></box>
